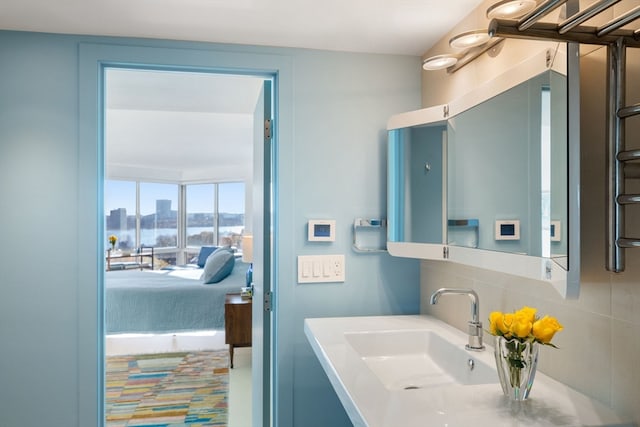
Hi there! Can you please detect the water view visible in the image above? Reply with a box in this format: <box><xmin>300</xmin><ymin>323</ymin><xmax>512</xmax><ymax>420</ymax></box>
<box><xmin>106</xmin><ymin>226</ymin><xmax>245</xmax><ymax>250</ymax></box>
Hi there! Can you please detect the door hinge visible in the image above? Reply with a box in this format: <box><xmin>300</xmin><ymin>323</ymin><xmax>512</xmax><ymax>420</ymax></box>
<box><xmin>443</xmin><ymin>246</ymin><xmax>449</xmax><ymax>259</ymax></box>
<box><xmin>264</xmin><ymin>119</ymin><xmax>272</xmax><ymax>140</ymax></box>
<box><xmin>264</xmin><ymin>291</ymin><xmax>273</xmax><ymax>312</ymax></box>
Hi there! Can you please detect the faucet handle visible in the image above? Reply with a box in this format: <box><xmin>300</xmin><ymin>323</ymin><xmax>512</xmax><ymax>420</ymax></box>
<box><xmin>466</xmin><ymin>320</ymin><xmax>485</xmax><ymax>351</ymax></box>
<box><xmin>430</xmin><ymin>287</ymin><xmax>485</xmax><ymax>351</ymax></box>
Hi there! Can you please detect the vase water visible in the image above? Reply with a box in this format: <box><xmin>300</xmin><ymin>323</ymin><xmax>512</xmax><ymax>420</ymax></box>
<box><xmin>494</xmin><ymin>336</ymin><xmax>539</xmax><ymax>401</ymax></box>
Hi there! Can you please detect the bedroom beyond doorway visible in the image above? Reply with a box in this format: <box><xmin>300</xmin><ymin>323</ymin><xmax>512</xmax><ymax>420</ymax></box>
<box><xmin>104</xmin><ymin>67</ymin><xmax>268</xmax><ymax>427</ymax></box>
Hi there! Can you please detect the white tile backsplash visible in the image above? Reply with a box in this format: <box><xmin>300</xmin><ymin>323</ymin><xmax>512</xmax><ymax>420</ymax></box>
<box><xmin>420</xmin><ymin>261</ymin><xmax>637</xmax><ymax>421</ymax></box>
<box><xmin>611</xmin><ymin>253</ymin><xmax>640</xmax><ymax>325</ymax></box>
<box><xmin>611</xmin><ymin>319</ymin><xmax>640</xmax><ymax>422</ymax></box>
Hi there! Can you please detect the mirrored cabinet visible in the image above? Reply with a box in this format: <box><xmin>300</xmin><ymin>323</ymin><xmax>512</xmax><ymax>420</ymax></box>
<box><xmin>387</xmin><ymin>47</ymin><xmax>580</xmax><ymax>299</ymax></box>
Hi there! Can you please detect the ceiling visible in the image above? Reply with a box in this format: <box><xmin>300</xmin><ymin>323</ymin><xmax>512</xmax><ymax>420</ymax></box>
<box><xmin>8</xmin><ymin>0</ymin><xmax>484</xmax><ymax>183</ymax></box>
<box><xmin>0</xmin><ymin>0</ymin><xmax>483</xmax><ymax>56</ymax></box>
<box><xmin>105</xmin><ymin>69</ymin><xmax>264</xmax><ymax>183</ymax></box>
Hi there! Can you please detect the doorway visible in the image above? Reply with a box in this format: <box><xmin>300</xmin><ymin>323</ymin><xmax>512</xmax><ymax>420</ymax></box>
<box><xmin>102</xmin><ymin>66</ymin><xmax>273</xmax><ymax>426</ymax></box>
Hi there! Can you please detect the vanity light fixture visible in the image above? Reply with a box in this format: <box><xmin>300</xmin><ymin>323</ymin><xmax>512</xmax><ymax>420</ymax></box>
<box><xmin>422</xmin><ymin>54</ymin><xmax>458</xmax><ymax>70</ymax></box>
<box><xmin>422</xmin><ymin>35</ymin><xmax>504</xmax><ymax>73</ymax></box>
<box><xmin>424</xmin><ymin>0</ymin><xmax>528</xmax><ymax>73</ymax></box>
<box><xmin>486</xmin><ymin>0</ymin><xmax>537</xmax><ymax>19</ymax></box>
<box><xmin>449</xmin><ymin>30</ymin><xmax>492</xmax><ymax>49</ymax></box>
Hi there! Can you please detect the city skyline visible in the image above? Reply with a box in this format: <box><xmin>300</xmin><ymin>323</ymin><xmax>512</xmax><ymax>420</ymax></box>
<box><xmin>107</xmin><ymin>207</ymin><xmax>244</xmax><ymax>227</ymax></box>
<box><xmin>105</xmin><ymin>180</ymin><xmax>245</xmax><ymax>215</ymax></box>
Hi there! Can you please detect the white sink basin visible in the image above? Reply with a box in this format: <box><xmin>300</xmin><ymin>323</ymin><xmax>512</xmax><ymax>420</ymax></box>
<box><xmin>305</xmin><ymin>315</ymin><xmax>633</xmax><ymax>427</ymax></box>
<box><xmin>344</xmin><ymin>329</ymin><xmax>497</xmax><ymax>391</ymax></box>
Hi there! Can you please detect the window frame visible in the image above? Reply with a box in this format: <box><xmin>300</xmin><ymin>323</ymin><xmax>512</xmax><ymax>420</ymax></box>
<box><xmin>105</xmin><ymin>179</ymin><xmax>245</xmax><ymax>265</ymax></box>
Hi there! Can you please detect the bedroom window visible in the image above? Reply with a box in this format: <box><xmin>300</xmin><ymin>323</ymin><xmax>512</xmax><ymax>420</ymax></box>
<box><xmin>105</xmin><ymin>180</ymin><xmax>136</xmax><ymax>251</ymax></box>
<box><xmin>186</xmin><ymin>182</ymin><xmax>245</xmax><ymax>249</ymax></box>
<box><xmin>218</xmin><ymin>182</ymin><xmax>245</xmax><ymax>247</ymax></box>
<box><xmin>140</xmin><ymin>182</ymin><xmax>179</xmax><ymax>249</ymax></box>
<box><xmin>186</xmin><ymin>184</ymin><xmax>215</xmax><ymax>247</ymax></box>
<box><xmin>106</xmin><ymin>180</ymin><xmax>244</xmax><ymax>266</ymax></box>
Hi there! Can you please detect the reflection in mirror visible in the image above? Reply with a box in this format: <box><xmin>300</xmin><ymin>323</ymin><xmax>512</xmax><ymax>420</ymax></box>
<box><xmin>447</xmin><ymin>70</ymin><xmax>567</xmax><ymax>265</ymax></box>
<box><xmin>387</xmin><ymin>69</ymin><xmax>568</xmax><ymax>271</ymax></box>
<box><xmin>388</xmin><ymin>124</ymin><xmax>446</xmax><ymax>245</ymax></box>
<box><xmin>549</xmin><ymin>71</ymin><xmax>568</xmax><ymax>269</ymax></box>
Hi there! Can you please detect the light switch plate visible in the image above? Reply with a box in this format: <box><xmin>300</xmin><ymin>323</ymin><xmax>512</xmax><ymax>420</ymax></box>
<box><xmin>297</xmin><ymin>254</ymin><xmax>345</xmax><ymax>283</ymax></box>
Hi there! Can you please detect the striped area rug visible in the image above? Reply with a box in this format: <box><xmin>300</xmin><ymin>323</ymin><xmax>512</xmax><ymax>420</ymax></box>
<box><xmin>106</xmin><ymin>350</ymin><xmax>229</xmax><ymax>426</ymax></box>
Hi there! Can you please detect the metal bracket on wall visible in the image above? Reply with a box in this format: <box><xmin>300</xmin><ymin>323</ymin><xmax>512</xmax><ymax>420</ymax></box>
<box><xmin>447</xmin><ymin>37</ymin><xmax>505</xmax><ymax>74</ymax></box>
<box><xmin>352</xmin><ymin>218</ymin><xmax>387</xmax><ymax>253</ymax></box>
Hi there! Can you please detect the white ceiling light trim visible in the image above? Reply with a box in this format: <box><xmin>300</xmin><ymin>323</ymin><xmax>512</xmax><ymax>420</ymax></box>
<box><xmin>486</xmin><ymin>0</ymin><xmax>537</xmax><ymax>19</ymax></box>
<box><xmin>422</xmin><ymin>54</ymin><xmax>459</xmax><ymax>70</ymax></box>
<box><xmin>449</xmin><ymin>29</ymin><xmax>492</xmax><ymax>49</ymax></box>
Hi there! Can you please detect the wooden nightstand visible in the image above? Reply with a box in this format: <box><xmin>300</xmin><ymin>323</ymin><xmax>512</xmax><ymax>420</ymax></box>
<box><xmin>224</xmin><ymin>293</ymin><xmax>252</xmax><ymax>368</ymax></box>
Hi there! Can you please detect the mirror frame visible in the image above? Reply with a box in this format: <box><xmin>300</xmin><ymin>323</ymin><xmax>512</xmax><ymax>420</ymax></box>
<box><xmin>387</xmin><ymin>46</ymin><xmax>580</xmax><ymax>299</ymax></box>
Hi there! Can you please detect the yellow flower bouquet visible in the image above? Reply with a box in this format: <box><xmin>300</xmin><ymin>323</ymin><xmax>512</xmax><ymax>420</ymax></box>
<box><xmin>488</xmin><ymin>306</ymin><xmax>563</xmax><ymax>400</ymax></box>
<box><xmin>108</xmin><ymin>235</ymin><xmax>118</xmax><ymax>250</ymax></box>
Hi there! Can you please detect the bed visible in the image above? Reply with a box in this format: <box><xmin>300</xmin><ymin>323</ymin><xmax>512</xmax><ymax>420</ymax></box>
<box><xmin>105</xmin><ymin>251</ymin><xmax>249</xmax><ymax>334</ymax></box>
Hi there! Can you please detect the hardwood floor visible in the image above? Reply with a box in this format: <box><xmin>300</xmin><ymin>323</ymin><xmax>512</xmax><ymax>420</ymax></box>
<box><xmin>106</xmin><ymin>331</ymin><xmax>252</xmax><ymax>426</ymax></box>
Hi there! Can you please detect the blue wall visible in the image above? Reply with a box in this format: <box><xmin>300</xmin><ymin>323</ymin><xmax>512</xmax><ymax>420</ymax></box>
<box><xmin>0</xmin><ymin>30</ymin><xmax>421</xmax><ymax>427</ymax></box>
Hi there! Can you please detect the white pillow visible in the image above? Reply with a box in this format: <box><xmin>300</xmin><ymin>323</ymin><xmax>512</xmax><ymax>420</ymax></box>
<box><xmin>201</xmin><ymin>248</ymin><xmax>235</xmax><ymax>284</ymax></box>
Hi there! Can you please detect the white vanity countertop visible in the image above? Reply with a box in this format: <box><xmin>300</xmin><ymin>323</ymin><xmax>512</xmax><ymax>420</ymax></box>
<box><xmin>304</xmin><ymin>315</ymin><xmax>635</xmax><ymax>427</ymax></box>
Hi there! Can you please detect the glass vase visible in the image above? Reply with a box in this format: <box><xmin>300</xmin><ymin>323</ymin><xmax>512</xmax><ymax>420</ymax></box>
<box><xmin>494</xmin><ymin>336</ymin><xmax>539</xmax><ymax>401</ymax></box>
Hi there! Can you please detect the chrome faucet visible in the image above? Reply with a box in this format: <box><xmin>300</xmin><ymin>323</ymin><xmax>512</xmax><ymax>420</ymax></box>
<box><xmin>429</xmin><ymin>288</ymin><xmax>485</xmax><ymax>351</ymax></box>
